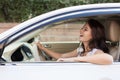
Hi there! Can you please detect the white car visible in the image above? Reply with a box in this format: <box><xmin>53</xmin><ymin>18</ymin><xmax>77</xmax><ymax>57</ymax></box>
<box><xmin>0</xmin><ymin>3</ymin><xmax>120</xmax><ymax>80</ymax></box>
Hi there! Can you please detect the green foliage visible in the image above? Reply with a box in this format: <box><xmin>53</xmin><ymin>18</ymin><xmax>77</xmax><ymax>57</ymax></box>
<box><xmin>0</xmin><ymin>0</ymin><xmax>119</xmax><ymax>22</ymax></box>
<box><xmin>85</xmin><ymin>0</ymin><xmax>120</xmax><ymax>3</ymax></box>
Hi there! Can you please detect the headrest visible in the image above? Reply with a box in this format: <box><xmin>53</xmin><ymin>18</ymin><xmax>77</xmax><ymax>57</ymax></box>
<box><xmin>106</xmin><ymin>20</ymin><xmax>120</xmax><ymax>42</ymax></box>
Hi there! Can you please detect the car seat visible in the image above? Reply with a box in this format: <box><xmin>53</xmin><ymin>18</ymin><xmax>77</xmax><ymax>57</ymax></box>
<box><xmin>105</xmin><ymin>20</ymin><xmax>120</xmax><ymax>62</ymax></box>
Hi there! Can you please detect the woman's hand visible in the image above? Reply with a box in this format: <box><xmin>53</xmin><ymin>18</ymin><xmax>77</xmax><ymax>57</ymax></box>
<box><xmin>57</xmin><ymin>57</ymin><xmax>78</xmax><ymax>62</ymax></box>
<box><xmin>36</xmin><ymin>42</ymin><xmax>44</xmax><ymax>50</ymax></box>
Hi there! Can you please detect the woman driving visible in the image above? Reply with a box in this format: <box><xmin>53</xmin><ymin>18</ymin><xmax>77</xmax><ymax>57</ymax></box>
<box><xmin>36</xmin><ymin>19</ymin><xmax>113</xmax><ymax>65</ymax></box>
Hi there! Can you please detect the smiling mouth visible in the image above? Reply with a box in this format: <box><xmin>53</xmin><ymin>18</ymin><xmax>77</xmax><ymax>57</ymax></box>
<box><xmin>80</xmin><ymin>35</ymin><xmax>83</xmax><ymax>37</ymax></box>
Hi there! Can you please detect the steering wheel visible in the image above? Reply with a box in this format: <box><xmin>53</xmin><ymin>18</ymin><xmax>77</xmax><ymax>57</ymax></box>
<box><xmin>33</xmin><ymin>35</ymin><xmax>51</xmax><ymax>61</ymax></box>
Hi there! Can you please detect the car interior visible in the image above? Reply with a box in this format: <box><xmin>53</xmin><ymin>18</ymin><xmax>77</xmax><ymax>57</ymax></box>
<box><xmin>2</xmin><ymin>14</ymin><xmax>120</xmax><ymax>62</ymax></box>
<box><xmin>36</xmin><ymin>15</ymin><xmax>120</xmax><ymax>62</ymax></box>
<box><xmin>106</xmin><ymin>20</ymin><xmax>120</xmax><ymax>62</ymax></box>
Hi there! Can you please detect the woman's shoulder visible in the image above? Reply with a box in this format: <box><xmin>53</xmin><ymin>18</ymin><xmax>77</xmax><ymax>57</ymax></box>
<box><xmin>87</xmin><ymin>48</ymin><xmax>103</xmax><ymax>55</ymax></box>
<box><xmin>93</xmin><ymin>48</ymin><xmax>104</xmax><ymax>54</ymax></box>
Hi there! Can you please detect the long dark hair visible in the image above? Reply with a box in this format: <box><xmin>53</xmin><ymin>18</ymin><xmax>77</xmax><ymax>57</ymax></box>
<box><xmin>82</xmin><ymin>19</ymin><xmax>109</xmax><ymax>53</ymax></box>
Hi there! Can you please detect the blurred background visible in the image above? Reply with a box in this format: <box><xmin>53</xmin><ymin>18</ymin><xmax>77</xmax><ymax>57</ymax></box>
<box><xmin>0</xmin><ymin>0</ymin><xmax>120</xmax><ymax>22</ymax></box>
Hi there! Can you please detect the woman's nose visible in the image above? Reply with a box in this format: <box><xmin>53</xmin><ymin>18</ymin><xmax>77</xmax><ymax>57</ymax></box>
<box><xmin>80</xmin><ymin>29</ymin><xmax>83</xmax><ymax>33</ymax></box>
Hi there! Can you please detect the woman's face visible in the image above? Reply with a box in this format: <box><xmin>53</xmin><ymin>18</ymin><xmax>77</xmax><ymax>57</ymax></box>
<box><xmin>79</xmin><ymin>23</ymin><xmax>92</xmax><ymax>42</ymax></box>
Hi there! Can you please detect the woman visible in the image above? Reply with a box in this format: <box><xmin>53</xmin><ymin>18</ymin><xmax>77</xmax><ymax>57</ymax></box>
<box><xmin>36</xmin><ymin>19</ymin><xmax>113</xmax><ymax>65</ymax></box>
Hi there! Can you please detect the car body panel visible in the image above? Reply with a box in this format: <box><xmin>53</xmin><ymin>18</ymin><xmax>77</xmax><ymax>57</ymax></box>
<box><xmin>0</xmin><ymin>62</ymin><xmax>120</xmax><ymax>80</ymax></box>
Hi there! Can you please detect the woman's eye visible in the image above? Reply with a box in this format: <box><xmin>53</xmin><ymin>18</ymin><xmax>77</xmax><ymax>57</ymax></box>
<box><xmin>80</xmin><ymin>27</ymin><xmax>84</xmax><ymax>30</ymax></box>
<box><xmin>84</xmin><ymin>28</ymin><xmax>87</xmax><ymax>31</ymax></box>
<box><xmin>80</xmin><ymin>27</ymin><xmax>88</xmax><ymax>31</ymax></box>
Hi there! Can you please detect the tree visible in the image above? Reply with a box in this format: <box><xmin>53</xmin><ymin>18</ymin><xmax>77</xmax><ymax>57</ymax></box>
<box><xmin>0</xmin><ymin>0</ymin><xmax>120</xmax><ymax>22</ymax></box>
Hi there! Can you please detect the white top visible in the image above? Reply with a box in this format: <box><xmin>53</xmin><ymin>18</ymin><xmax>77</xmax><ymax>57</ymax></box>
<box><xmin>77</xmin><ymin>47</ymin><xmax>98</xmax><ymax>57</ymax></box>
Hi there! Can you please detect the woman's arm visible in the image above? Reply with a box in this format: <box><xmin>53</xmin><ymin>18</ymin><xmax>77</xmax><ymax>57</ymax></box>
<box><xmin>57</xmin><ymin>50</ymin><xmax>113</xmax><ymax>65</ymax></box>
<box><xmin>77</xmin><ymin>53</ymin><xmax>113</xmax><ymax>65</ymax></box>
<box><xmin>36</xmin><ymin>42</ymin><xmax>77</xmax><ymax>59</ymax></box>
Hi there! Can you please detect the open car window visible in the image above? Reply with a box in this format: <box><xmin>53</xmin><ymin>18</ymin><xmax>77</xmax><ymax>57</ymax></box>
<box><xmin>2</xmin><ymin>16</ymin><xmax>120</xmax><ymax>62</ymax></box>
